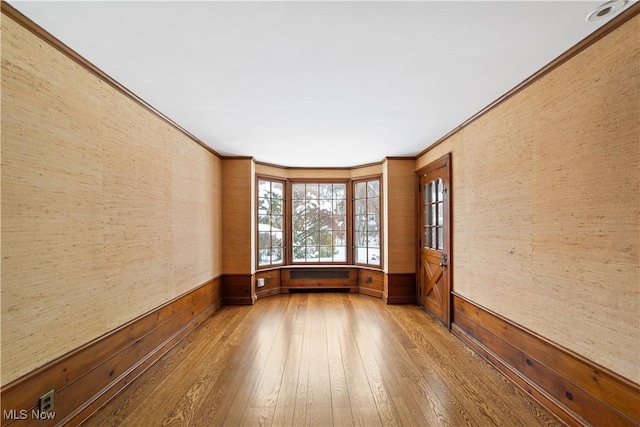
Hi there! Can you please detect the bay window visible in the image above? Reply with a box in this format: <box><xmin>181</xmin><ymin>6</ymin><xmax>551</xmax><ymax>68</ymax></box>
<box><xmin>256</xmin><ymin>176</ymin><xmax>381</xmax><ymax>268</ymax></box>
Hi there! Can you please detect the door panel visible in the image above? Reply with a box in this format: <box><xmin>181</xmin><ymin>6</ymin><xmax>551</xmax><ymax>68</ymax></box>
<box><xmin>417</xmin><ymin>154</ymin><xmax>451</xmax><ymax>327</ymax></box>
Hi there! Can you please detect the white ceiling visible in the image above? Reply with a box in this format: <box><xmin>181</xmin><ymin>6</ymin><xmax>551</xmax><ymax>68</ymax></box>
<box><xmin>8</xmin><ymin>1</ymin><xmax>634</xmax><ymax>167</ymax></box>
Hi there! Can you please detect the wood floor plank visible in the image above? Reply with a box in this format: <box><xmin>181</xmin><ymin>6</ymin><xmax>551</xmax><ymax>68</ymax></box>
<box><xmin>86</xmin><ymin>305</ymin><xmax>244</xmax><ymax>426</ymax></box>
<box><xmin>272</xmin><ymin>295</ymin><xmax>306</xmax><ymax>427</ymax></box>
<box><xmin>355</xmin><ymin>296</ymin><xmax>467</xmax><ymax>427</ymax></box>
<box><xmin>85</xmin><ymin>293</ymin><xmax>563</xmax><ymax>427</ymax></box>
<box><xmin>341</xmin><ymin>295</ymin><xmax>403</xmax><ymax>426</ymax></box>
<box><xmin>334</xmin><ymin>295</ymin><xmax>383</xmax><ymax>427</ymax></box>
<box><xmin>387</xmin><ymin>303</ymin><xmax>561</xmax><ymax>426</ymax></box>
<box><xmin>325</xmin><ymin>293</ymin><xmax>354</xmax><ymax>427</ymax></box>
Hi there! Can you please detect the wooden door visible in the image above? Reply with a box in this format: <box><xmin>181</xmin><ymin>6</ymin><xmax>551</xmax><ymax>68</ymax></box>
<box><xmin>417</xmin><ymin>154</ymin><xmax>451</xmax><ymax>328</ymax></box>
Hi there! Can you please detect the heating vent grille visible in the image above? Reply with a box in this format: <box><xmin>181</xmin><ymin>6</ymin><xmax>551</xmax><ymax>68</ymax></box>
<box><xmin>290</xmin><ymin>269</ymin><xmax>350</xmax><ymax>280</ymax></box>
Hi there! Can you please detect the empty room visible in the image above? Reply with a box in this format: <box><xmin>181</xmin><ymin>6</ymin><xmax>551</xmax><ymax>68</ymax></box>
<box><xmin>1</xmin><ymin>1</ymin><xmax>638</xmax><ymax>426</ymax></box>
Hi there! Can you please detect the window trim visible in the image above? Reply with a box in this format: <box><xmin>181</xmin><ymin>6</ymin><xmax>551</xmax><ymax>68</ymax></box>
<box><xmin>352</xmin><ymin>175</ymin><xmax>383</xmax><ymax>268</ymax></box>
<box><xmin>256</xmin><ymin>175</ymin><xmax>287</xmax><ymax>269</ymax></box>
<box><xmin>287</xmin><ymin>178</ymin><xmax>352</xmax><ymax>265</ymax></box>
<box><xmin>255</xmin><ymin>175</ymin><xmax>384</xmax><ymax>271</ymax></box>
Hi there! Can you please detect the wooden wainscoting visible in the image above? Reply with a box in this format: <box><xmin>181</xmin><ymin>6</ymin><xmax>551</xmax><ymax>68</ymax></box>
<box><xmin>358</xmin><ymin>269</ymin><xmax>384</xmax><ymax>298</ymax></box>
<box><xmin>222</xmin><ymin>274</ymin><xmax>255</xmax><ymax>305</ymax></box>
<box><xmin>255</xmin><ymin>269</ymin><xmax>281</xmax><ymax>299</ymax></box>
<box><xmin>0</xmin><ymin>278</ymin><xmax>222</xmax><ymax>427</ymax></box>
<box><xmin>451</xmin><ymin>293</ymin><xmax>640</xmax><ymax>427</ymax></box>
<box><xmin>384</xmin><ymin>273</ymin><xmax>416</xmax><ymax>304</ymax></box>
<box><xmin>280</xmin><ymin>267</ymin><xmax>358</xmax><ymax>293</ymax></box>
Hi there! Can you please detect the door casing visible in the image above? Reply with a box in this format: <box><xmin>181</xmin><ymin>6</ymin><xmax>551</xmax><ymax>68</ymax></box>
<box><xmin>416</xmin><ymin>153</ymin><xmax>452</xmax><ymax>328</ymax></box>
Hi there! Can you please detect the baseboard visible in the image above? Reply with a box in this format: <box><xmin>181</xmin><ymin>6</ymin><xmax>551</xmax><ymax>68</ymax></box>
<box><xmin>358</xmin><ymin>287</ymin><xmax>384</xmax><ymax>298</ymax></box>
<box><xmin>256</xmin><ymin>287</ymin><xmax>281</xmax><ymax>299</ymax></box>
<box><xmin>451</xmin><ymin>293</ymin><xmax>640</xmax><ymax>427</ymax></box>
<box><xmin>0</xmin><ymin>277</ymin><xmax>222</xmax><ymax>427</ymax></box>
<box><xmin>384</xmin><ymin>273</ymin><xmax>416</xmax><ymax>304</ymax></box>
<box><xmin>222</xmin><ymin>274</ymin><xmax>254</xmax><ymax>305</ymax></box>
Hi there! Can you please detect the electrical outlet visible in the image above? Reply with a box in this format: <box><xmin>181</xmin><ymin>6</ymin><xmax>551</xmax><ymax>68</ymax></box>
<box><xmin>257</xmin><ymin>278</ymin><xmax>265</xmax><ymax>288</ymax></box>
<box><xmin>39</xmin><ymin>390</ymin><xmax>55</xmax><ymax>413</ymax></box>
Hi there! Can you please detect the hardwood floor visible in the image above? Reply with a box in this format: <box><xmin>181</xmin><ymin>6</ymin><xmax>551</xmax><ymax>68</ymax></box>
<box><xmin>85</xmin><ymin>293</ymin><xmax>562</xmax><ymax>427</ymax></box>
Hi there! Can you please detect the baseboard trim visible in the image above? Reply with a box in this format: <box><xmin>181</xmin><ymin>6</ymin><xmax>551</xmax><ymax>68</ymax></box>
<box><xmin>358</xmin><ymin>287</ymin><xmax>384</xmax><ymax>299</ymax></box>
<box><xmin>256</xmin><ymin>287</ymin><xmax>281</xmax><ymax>299</ymax></box>
<box><xmin>451</xmin><ymin>293</ymin><xmax>639</xmax><ymax>427</ymax></box>
<box><xmin>0</xmin><ymin>277</ymin><xmax>222</xmax><ymax>427</ymax></box>
<box><xmin>222</xmin><ymin>274</ymin><xmax>255</xmax><ymax>305</ymax></box>
<box><xmin>384</xmin><ymin>273</ymin><xmax>416</xmax><ymax>304</ymax></box>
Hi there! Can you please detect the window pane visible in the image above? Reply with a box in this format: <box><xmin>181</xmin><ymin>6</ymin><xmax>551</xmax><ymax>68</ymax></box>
<box><xmin>272</xmin><ymin>232</ymin><xmax>283</xmax><ymax>248</ymax></box>
<box><xmin>272</xmin><ymin>182</ymin><xmax>283</xmax><ymax>199</ymax></box>
<box><xmin>292</xmin><ymin>242</ymin><xmax>305</xmax><ymax>260</ymax></box>
<box><xmin>259</xmin><ymin>232</ymin><xmax>270</xmax><ymax>249</ymax></box>
<box><xmin>306</xmin><ymin>246</ymin><xmax>319</xmax><ymax>262</ymax></box>
<box><xmin>425</xmin><ymin>227</ymin><xmax>431</xmax><ymax>248</ymax></box>
<box><xmin>258</xmin><ymin>249</ymin><xmax>271</xmax><ymax>266</ymax></box>
<box><xmin>334</xmin><ymin>246</ymin><xmax>347</xmax><ymax>262</ymax></box>
<box><xmin>334</xmin><ymin>214</ymin><xmax>346</xmax><ymax>231</ymax></box>
<box><xmin>368</xmin><ymin>198</ymin><xmax>379</xmax><ymax>214</ymax></box>
<box><xmin>369</xmin><ymin>232</ymin><xmax>380</xmax><ymax>248</ymax></box>
<box><xmin>355</xmin><ymin>182</ymin><xmax>366</xmax><ymax>199</ymax></box>
<box><xmin>425</xmin><ymin>205</ymin><xmax>430</xmax><ymax>228</ymax></box>
<box><xmin>437</xmin><ymin>202</ymin><xmax>443</xmax><ymax>225</ymax></box>
<box><xmin>368</xmin><ymin>214</ymin><xmax>379</xmax><ymax>232</ymax></box>
<box><xmin>306</xmin><ymin>183</ymin><xmax>319</xmax><ymax>199</ymax></box>
<box><xmin>355</xmin><ymin>199</ymin><xmax>366</xmax><ymax>214</ymax></box>
<box><xmin>320</xmin><ymin>184</ymin><xmax>332</xmax><ymax>199</ymax></box>
<box><xmin>437</xmin><ymin>227</ymin><xmax>444</xmax><ymax>250</ymax></box>
<box><xmin>355</xmin><ymin>231</ymin><xmax>367</xmax><ymax>247</ymax></box>
<box><xmin>437</xmin><ymin>179</ymin><xmax>443</xmax><ymax>202</ymax></box>
<box><xmin>367</xmin><ymin>180</ymin><xmax>379</xmax><ymax>198</ymax></box>
<box><xmin>306</xmin><ymin>230</ymin><xmax>319</xmax><ymax>245</ymax></box>
<box><xmin>319</xmin><ymin>246</ymin><xmax>334</xmax><ymax>261</ymax></box>
<box><xmin>292</xmin><ymin>183</ymin><xmax>305</xmax><ymax>200</ymax></box>
<box><xmin>430</xmin><ymin>181</ymin><xmax>436</xmax><ymax>204</ymax></box>
<box><xmin>258</xmin><ymin>198</ymin><xmax>269</xmax><ymax>215</ymax></box>
<box><xmin>271</xmin><ymin>199</ymin><xmax>283</xmax><ymax>215</ymax></box>
<box><xmin>258</xmin><ymin>180</ymin><xmax>271</xmax><ymax>196</ymax></box>
<box><xmin>259</xmin><ymin>214</ymin><xmax>270</xmax><ymax>227</ymax></box>
<box><xmin>334</xmin><ymin>199</ymin><xmax>346</xmax><ymax>214</ymax></box>
<box><xmin>431</xmin><ymin>205</ymin><xmax>437</xmax><ymax>227</ymax></box>
<box><xmin>333</xmin><ymin>184</ymin><xmax>346</xmax><ymax>198</ymax></box>
<box><xmin>431</xmin><ymin>228</ymin><xmax>437</xmax><ymax>249</ymax></box>
<box><xmin>271</xmin><ymin>215</ymin><xmax>283</xmax><ymax>230</ymax></box>
<box><xmin>318</xmin><ymin>229</ymin><xmax>333</xmax><ymax>246</ymax></box>
<box><xmin>293</xmin><ymin>231</ymin><xmax>306</xmax><ymax>246</ymax></box>
<box><xmin>356</xmin><ymin>247</ymin><xmax>368</xmax><ymax>264</ymax></box>
<box><xmin>369</xmin><ymin>248</ymin><xmax>380</xmax><ymax>265</ymax></box>
<box><xmin>272</xmin><ymin>248</ymin><xmax>283</xmax><ymax>264</ymax></box>
<box><xmin>319</xmin><ymin>212</ymin><xmax>333</xmax><ymax>229</ymax></box>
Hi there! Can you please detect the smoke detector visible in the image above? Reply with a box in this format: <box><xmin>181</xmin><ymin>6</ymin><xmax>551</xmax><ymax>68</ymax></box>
<box><xmin>587</xmin><ymin>0</ymin><xmax>627</xmax><ymax>22</ymax></box>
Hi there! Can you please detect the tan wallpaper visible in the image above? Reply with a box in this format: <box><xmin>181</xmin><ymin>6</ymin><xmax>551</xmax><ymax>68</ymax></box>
<box><xmin>1</xmin><ymin>15</ymin><xmax>222</xmax><ymax>385</ymax></box>
<box><xmin>416</xmin><ymin>16</ymin><xmax>640</xmax><ymax>383</ymax></box>
<box><xmin>385</xmin><ymin>159</ymin><xmax>416</xmax><ymax>273</ymax></box>
<box><xmin>222</xmin><ymin>159</ymin><xmax>253</xmax><ymax>274</ymax></box>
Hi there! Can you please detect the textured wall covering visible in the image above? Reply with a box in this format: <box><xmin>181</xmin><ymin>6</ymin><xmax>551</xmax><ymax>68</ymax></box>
<box><xmin>1</xmin><ymin>15</ymin><xmax>222</xmax><ymax>385</ymax></box>
<box><xmin>385</xmin><ymin>159</ymin><xmax>415</xmax><ymax>274</ymax></box>
<box><xmin>416</xmin><ymin>15</ymin><xmax>639</xmax><ymax>383</ymax></box>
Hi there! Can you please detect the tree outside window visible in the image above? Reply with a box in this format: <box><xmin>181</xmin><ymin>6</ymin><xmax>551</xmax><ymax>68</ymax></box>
<box><xmin>291</xmin><ymin>183</ymin><xmax>347</xmax><ymax>263</ymax></box>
